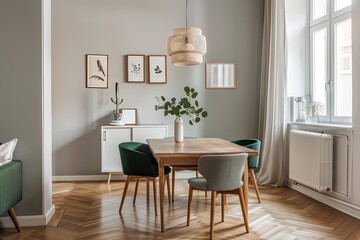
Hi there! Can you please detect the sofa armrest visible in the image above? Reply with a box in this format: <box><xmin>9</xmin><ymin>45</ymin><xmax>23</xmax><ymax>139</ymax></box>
<box><xmin>0</xmin><ymin>160</ymin><xmax>22</xmax><ymax>216</ymax></box>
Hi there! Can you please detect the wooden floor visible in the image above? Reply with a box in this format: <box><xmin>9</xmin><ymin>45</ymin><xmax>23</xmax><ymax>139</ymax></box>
<box><xmin>1</xmin><ymin>180</ymin><xmax>360</xmax><ymax>239</ymax></box>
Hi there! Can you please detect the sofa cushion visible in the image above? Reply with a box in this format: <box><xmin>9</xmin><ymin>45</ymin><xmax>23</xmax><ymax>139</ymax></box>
<box><xmin>0</xmin><ymin>139</ymin><xmax>18</xmax><ymax>167</ymax></box>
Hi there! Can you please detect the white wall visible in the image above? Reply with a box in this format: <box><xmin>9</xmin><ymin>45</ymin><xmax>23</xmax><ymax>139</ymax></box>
<box><xmin>52</xmin><ymin>0</ymin><xmax>264</xmax><ymax>176</ymax></box>
<box><xmin>285</xmin><ymin>0</ymin><xmax>309</xmax><ymax>97</ymax></box>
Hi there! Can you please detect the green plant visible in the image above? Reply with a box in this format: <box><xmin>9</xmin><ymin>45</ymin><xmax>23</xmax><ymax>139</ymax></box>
<box><xmin>111</xmin><ymin>82</ymin><xmax>124</xmax><ymax>113</ymax></box>
<box><xmin>154</xmin><ymin>65</ymin><xmax>162</xmax><ymax>75</ymax></box>
<box><xmin>155</xmin><ymin>86</ymin><xmax>208</xmax><ymax>125</ymax></box>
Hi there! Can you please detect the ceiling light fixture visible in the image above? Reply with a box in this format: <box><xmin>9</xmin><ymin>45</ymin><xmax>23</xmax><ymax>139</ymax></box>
<box><xmin>167</xmin><ymin>0</ymin><xmax>207</xmax><ymax>66</ymax></box>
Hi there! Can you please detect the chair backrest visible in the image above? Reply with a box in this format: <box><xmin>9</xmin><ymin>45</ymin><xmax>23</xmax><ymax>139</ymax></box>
<box><xmin>198</xmin><ymin>153</ymin><xmax>248</xmax><ymax>191</ymax></box>
<box><xmin>231</xmin><ymin>139</ymin><xmax>261</xmax><ymax>170</ymax></box>
<box><xmin>118</xmin><ymin>142</ymin><xmax>158</xmax><ymax>177</ymax></box>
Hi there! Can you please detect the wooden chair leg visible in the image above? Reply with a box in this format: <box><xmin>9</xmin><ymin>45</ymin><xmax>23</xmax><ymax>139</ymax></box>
<box><xmin>166</xmin><ymin>174</ymin><xmax>171</xmax><ymax>204</ymax></box>
<box><xmin>146</xmin><ymin>179</ymin><xmax>150</xmax><ymax>203</ymax></box>
<box><xmin>187</xmin><ymin>185</ymin><xmax>193</xmax><ymax>226</ymax></box>
<box><xmin>210</xmin><ymin>191</ymin><xmax>216</xmax><ymax>239</ymax></box>
<box><xmin>172</xmin><ymin>168</ymin><xmax>176</xmax><ymax>202</ymax></box>
<box><xmin>8</xmin><ymin>207</ymin><xmax>21</xmax><ymax>232</ymax></box>
<box><xmin>119</xmin><ymin>176</ymin><xmax>131</xmax><ymax>213</ymax></box>
<box><xmin>133</xmin><ymin>177</ymin><xmax>139</xmax><ymax>204</ymax></box>
<box><xmin>249</xmin><ymin>168</ymin><xmax>261</xmax><ymax>203</ymax></box>
<box><xmin>152</xmin><ymin>178</ymin><xmax>158</xmax><ymax>216</ymax></box>
<box><xmin>238</xmin><ymin>188</ymin><xmax>249</xmax><ymax>233</ymax></box>
<box><xmin>221</xmin><ymin>193</ymin><xmax>225</xmax><ymax>222</ymax></box>
<box><xmin>107</xmin><ymin>172</ymin><xmax>112</xmax><ymax>185</ymax></box>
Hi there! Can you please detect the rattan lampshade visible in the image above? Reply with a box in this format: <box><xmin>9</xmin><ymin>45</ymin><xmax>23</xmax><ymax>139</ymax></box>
<box><xmin>167</xmin><ymin>27</ymin><xmax>206</xmax><ymax>66</ymax></box>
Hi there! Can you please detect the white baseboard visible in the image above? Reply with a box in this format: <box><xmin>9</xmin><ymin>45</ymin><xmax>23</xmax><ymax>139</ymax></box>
<box><xmin>288</xmin><ymin>182</ymin><xmax>360</xmax><ymax>220</ymax></box>
<box><xmin>45</xmin><ymin>204</ymin><xmax>56</xmax><ymax>225</ymax></box>
<box><xmin>0</xmin><ymin>204</ymin><xmax>55</xmax><ymax>228</ymax></box>
<box><xmin>52</xmin><ymin>171</ymin><xmax>197</xmax><ymax>182</ymax></box>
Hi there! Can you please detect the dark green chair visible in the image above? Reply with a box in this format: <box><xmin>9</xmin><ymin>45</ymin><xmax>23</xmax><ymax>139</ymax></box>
<box><xmin>118</xmin><ymin>142</ymin><xmax>171</xmax><ymax>216</ymax></box>
<box><xmin>231</xmin><ymin>139</ymin><xmax>262</xmax><ymax>203</ymax></box>
<box><xmin>0</xmin><ymin>160</ymin><xmax>22</xmax><ymax>232</ymax></box>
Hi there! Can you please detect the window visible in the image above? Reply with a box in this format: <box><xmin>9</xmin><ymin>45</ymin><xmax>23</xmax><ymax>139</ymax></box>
<box><xmin>310</xmin><ymin>0</ymin><xmax>352</xmax><ymax>123</ymax></box>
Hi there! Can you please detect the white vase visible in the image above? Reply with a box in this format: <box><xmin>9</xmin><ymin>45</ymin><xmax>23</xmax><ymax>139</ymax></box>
<box><xmin>174</xmin><ymin>116</ymin><xmax>184</xmax><ymax>143</ymax></box>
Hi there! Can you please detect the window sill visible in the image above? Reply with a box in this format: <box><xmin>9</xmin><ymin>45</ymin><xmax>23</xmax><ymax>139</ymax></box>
<box><xmin>288</xmin><ymin>121</ymin><xmax>353</xmax><ymax>130</ymax></box>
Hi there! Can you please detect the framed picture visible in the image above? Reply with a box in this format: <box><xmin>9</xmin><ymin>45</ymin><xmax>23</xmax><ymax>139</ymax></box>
<box><xmin>127</xmin><ymin>55</ymin><xmax>145</xmax><ymax>83</ymax></box>
<box><xmin>121</xmin><ymin>108</ymin><xmax>137</xmax><ymax>125</ymax></box>
<box><xmin>205</xmin><ymin>62</ymin><xmax>236</xmax><ymax>89</ymax></box>
<box><xmin>148</xmin><ymin>55</ymin><xmax>167</xmax><ymax>84</ymax></box>
<box><xmin>86</xmin><ymin>54</ymin><xmax>108</xmax><ymax>88</ymax></box>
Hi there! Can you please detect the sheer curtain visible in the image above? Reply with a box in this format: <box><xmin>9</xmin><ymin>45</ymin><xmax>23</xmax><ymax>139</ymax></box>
<box><xmin>257</xmin><ymin>0</ymin><xmax>287</xmax><ymax>186</ymax></box>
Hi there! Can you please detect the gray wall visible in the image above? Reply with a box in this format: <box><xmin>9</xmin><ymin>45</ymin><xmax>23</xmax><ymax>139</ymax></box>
<box><xmin>52</xmin><ymin>0</ymin><xmax>264</xmax><ymax>176</ymax></box>
<box><xmin>0</xmin><ymin>0</ymin><xmax>43</xmax><ymax>215</ymax></box>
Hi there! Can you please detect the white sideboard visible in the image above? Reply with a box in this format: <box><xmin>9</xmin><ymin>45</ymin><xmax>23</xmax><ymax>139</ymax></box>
<box><xmin>101</xmin><ymin>125</ymin><xmax>168</xmax><ymax>177</ymax></box>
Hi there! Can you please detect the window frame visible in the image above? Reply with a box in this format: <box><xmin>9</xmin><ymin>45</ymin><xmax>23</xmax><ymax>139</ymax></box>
<box><xmin>309</xmin><ymin>0</ymin><xmax>352</xmax><ymax>124</ymax></box>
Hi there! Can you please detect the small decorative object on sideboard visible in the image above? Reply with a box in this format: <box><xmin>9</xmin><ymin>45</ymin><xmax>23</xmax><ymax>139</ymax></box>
<box><xmin>154</xmin><ymin>86</ymin><xmax>208</xmax><ymax>143</ymax></box>
<box><xmin>110</xmin><ymin>82</ymin><xmax>125</xmax><ymax>126</ymax></box>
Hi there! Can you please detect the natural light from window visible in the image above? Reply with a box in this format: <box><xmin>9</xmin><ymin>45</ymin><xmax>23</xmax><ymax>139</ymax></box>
<box><xmin>312</xmin><ymin>28</ymin><xmax>328</xmax><ymax>116</ymax></box>
<box><xmin>313</xmin><ymin>0</ymin><xmax>327</xmax><ymax>20</ymax></box>
<box><xmin>310</xmin><ymin>0</ymin><xmax>352</xmax><ymax>123</ymax></box>
<box><xmin>335</xmin><ymin>0</ymin><xmax>351</xmax><ymax>11</ymax></box>
<box><xmin>334</xmin><ymin>18</ymin><xmax>352</xmax><ymax>117</ymax></box>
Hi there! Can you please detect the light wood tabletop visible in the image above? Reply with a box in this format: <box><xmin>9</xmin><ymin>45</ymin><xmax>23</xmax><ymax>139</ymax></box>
<box><xmin>147</xmin><ymin>137</ymin><xmax>258</xmax><ymax>232</ymax></box>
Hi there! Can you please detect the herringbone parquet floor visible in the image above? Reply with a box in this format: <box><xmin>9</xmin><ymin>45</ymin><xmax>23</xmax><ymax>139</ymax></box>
<box><xmin>1</xmin><ymin>179</ymin><xmax>360</xmax><ymax>239</ymax></box>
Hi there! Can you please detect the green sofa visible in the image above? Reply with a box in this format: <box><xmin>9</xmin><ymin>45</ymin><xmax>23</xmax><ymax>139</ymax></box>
<box><xmin>0</xmin><ymin>160</ymin><xmax>22</xmax><ymax>232</ymax></box>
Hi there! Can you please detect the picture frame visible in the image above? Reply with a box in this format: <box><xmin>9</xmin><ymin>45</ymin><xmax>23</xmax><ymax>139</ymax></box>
<box><xmin>127</xmin><ymin>55</ymin><xmax>145</xmax><ymax>83</ymax></box>
<box><xmin>148</xmin><ymin>55</ymin><xmax>167</xmax><ymax>84</ymax></box>
<box><xmin>205</xmin><ymin>62</ymin><xmax>236</xmax><ymax>89</ymax></box>
<box><xmin>120</xmin><ymin>108</ymin><xmax>137</xmax><ymax>125</ymax></box>
<box><xmin>86</xmin><ymin>54</ymin><xmax>108</xmax><ymax>88</ymax></box>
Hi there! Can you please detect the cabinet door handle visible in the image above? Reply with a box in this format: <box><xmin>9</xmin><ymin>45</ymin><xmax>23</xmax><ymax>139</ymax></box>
<box><xmin>103</xmin><ymin>131</ymin><xmax>106</xmax><ymax>141</ymax></box>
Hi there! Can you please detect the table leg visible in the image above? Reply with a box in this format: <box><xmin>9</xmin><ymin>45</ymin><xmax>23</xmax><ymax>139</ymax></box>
<box><xmin>243</xmin><ymin>161</ymin><xmax>248</xmax><ymax>212</ymax></box>
<box><xmin>158</xmin><ymin>159</ymin><xmax>165</xmax><ymax>232</ymax></box>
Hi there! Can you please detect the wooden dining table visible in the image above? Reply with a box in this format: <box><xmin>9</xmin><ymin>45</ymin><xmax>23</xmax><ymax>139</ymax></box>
<box><xmin>147</xmin><ymin>137</ymin><xmax>259</xmax><ymax>232</ymax></box>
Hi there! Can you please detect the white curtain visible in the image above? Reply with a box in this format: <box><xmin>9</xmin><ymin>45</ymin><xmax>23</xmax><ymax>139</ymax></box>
<box><xmin>257</xmin><ymin>0</ymin><xmax>287</xmax><ymax>186</ymax></box>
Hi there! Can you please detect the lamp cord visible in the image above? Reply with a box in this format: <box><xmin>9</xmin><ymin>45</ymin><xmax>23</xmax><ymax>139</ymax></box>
<box><xmin>186</xmin><ymin>0</ymin><xmax>188</xmax><ymax>30</ymax></box>
<box><xmin>185</xmin><ymin>0</ymin><xmax>189</xmax><ymax>43</ymax></box>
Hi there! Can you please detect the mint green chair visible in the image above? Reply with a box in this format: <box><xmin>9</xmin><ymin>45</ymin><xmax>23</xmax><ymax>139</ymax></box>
<box><xmin>187</xmin><ymin>154</ymin><xmax>249</xmax><ymax>239</ymax></box>
<box><xmin>231</xmin><ymin>139</ymin><xmax>261</xmax><ymax>203</ymax></box>
<box><xmin>118</xmin><ymin>142</ymin><xmax>171</xmax><ymax>216</ymax></box>
<box><xmin>0</xmin><ymin>160</ymin><xmax>22</xmax><ymax>232</ymax></box>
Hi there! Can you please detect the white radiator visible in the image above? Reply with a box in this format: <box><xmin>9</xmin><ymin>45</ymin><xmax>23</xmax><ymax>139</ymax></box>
<box><xmin>289</xmin><ymin>130</ymin><xmax>333</xmax><ymax>192</ymax></box>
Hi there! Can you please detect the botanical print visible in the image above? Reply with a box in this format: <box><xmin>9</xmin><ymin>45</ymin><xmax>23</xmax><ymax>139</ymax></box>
<box><xmin>86</xmin><ymin>54</ymin><xmax>108</xmax><ymax>88</ymax></box>
<box><xmin>127</xmin><ymin>55</ymin><xmax>145</xmax><ymax>82</ymax></box>
<box><xmin>149</xmin><ymin>55</ymin><xmax>167</xmax><ymax>83</ymax></box>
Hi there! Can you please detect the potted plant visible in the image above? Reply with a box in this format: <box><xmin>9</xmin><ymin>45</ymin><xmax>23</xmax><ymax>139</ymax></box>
<box><xmin>111</xmin><ymin>82</ymin><xmax>124</xmax><ymax>121</ymax></box>
<box><xmin>155</xmin><ymin>86</ymin><xmax>208</xmax><ymax>142</ymax></box>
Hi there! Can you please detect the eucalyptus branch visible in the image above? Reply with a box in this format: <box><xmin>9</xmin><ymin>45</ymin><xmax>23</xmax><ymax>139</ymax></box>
<box><xmin>155</xmin><ymin>86</ymin><xmax>208</xmax><ymax>125</ymax></box>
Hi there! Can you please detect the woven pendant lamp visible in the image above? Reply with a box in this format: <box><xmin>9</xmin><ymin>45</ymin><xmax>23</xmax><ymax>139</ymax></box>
<box><xmin>167</xmin><ymin>0</ymin><xmax>207</xmax><ymax>66</ymax></box>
